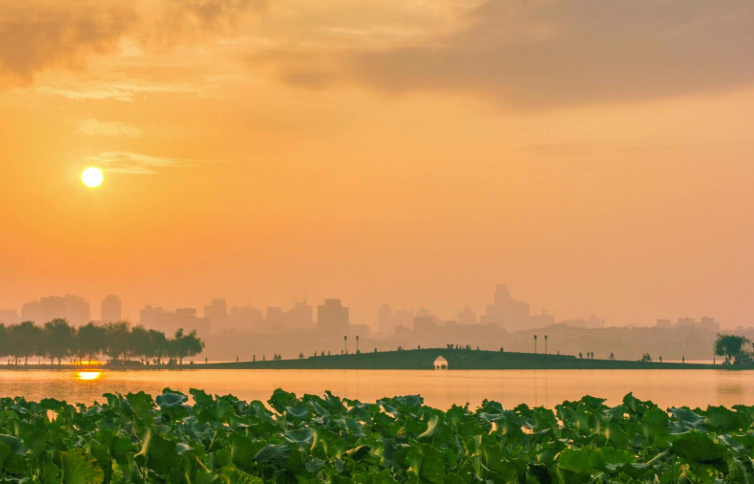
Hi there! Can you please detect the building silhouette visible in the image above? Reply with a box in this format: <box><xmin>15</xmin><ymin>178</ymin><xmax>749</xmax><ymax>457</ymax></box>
<box><xmin>458</xmin><ymin>306</ymin><xmax>477</xmax><ymax>325</ymax></box>
<box><xmin>140</xmin><ymin>305</ymin><xmax>210</xmax><ymax>336</ymax></box>
<box><xmin>204</xmin><ymin>298</ymin><xmax>228</xmax><ymax>334</ymax></box>
<box><xmin>561</xmin><ymin>315</ymin><xmax>605</xmax><ymax>329</ymax></box>
<box><xmin>286</xmin><ymin>300</ymin><xmax>314</xmax><ymax>329</ymax></box>
<box><xmin>394</xmin><ymin>309</ymin><xmax>414</xmax><ymax>331</ymax></box>
<box><xmin>481</xmin><ymin>284</ymin><xmax>530</xmax><ymax>331</ymax></box>
<box><xmin>229</xmin><ymin>305</ymin><xmax>263</xmax><ymax>331</ymax></box>
<box><xmin>377</xmin><ymin>304</ymin><xmax>393</xmax><ymax>335</ymax></box>
<box><xmin>317</xmin><ymin>299</ymin><xmax>349</xmax><ymax>334</ymax></box>
<box><xmin>529</xmin><ymin>309</ymin><xmax>555</xmax><ymax>329</ymax></box>
<box><xmin>21</xmin><ymin>295</ymin><xmax>91</xmax><ymax>326</ymax></box>
<box><xmin>101</xmin><ymin>295</ymin><xmax>122</xmax><ymax>323</ymax></box>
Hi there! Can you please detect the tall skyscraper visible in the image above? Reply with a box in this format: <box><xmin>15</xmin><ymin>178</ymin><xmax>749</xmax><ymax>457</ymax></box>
<box><xmin>21</xmin><ymin>295</ymin><xmax>91</xmax><ymax>326</ymax></box>
<box><xmin>204</xmin><ymin>298</ymin><xmax>228</xmax><ymax>334</ymax></box>
<box><xmin>101</xmin><ymin>295</ymin><xmax>122</xmax><ymax>323</ymax></box>
<box><xmin>317</xmin><ymin>299</ymin><xmax>349</xmax><ymax>334</ymax></box>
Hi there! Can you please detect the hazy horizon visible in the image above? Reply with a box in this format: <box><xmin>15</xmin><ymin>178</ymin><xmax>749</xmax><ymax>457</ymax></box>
<box><xmin>2</xmin><ymin>0</ymin><xmax>753</xmax><ymax>330</ymax></box>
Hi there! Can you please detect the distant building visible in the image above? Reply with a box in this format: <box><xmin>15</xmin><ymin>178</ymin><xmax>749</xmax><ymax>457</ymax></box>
<box><xmin>481</xmin><ymin>284</ymin><xmax>530</xmax><ymax>332</ymax></box>
<box><xmin>140</xmin><ymin>305</ymin><xmax>210</xmax><ymax>336</ymax></box>
<box><xmin>529</xmin><ymin>309</ymin><xmax>555</xmax><ymax>328</ymax></box>
<box><xmin>677</xmin><ymin>317</ymin><xmax>697</xmax><ymax>329</ymax></box>
<box><xmin>256</xmin><ymin>300</ymin><xmax>314</xmax><ymax>333</ymax></box>
<box><xmin>286</xmin><ymin>300</ymin><xmax>314</xmax><ymax>329</ymax></box>
<box><xmin>394</xmin><ymin>309</ymin><xmax>414</xmax><ymax>330</ymax></box>
<box><xmin>655</xmin><ymin>318</ymin><xmax>673</xmax><ymax>329</ymax></box>
<box><xmin>101</xmin><ymin>295</ymin><xmax>122</xmax><ymax>323</ymax></box>
<box><xmin>458</xmin><ymin>306</ymin><xmax>477</xmax><ymax>325</ymax></box>
<box><xmin>21</xmin><ymin>295</ymin><xmax>91</xmax><ymax>326</ymax></box>
<box><xmin>0</xmin><ymin>309</ymin><xmax>20</xmax><ymax>325</ymax></box>
<box><xmin>561</xmin><ymin>315</ymin><xmax>606</xmax><ymax>329</ymax></box>
<box><xmin>377</xmin><ymin>304</ymin><xmax>394</xmax><ymax>335</ymax></box>
<box><xmin>228</xmin><ymin>306</ymin><xmax>263</xmax><ymax>331</ymax></box>
<box><xmin>349</xmin><ymin>324</ymin><xmax>371</xmax><ymax>339</ymax></box>
<box><xmin>263</xmin><ymin>307</ymin><xmax>285</xmax><ymax>331</ymax></box>
<box><xmin>204</xmin><ymin>298</ymin><xmax>228</xmax><ymax>334</ymax></box>
<box><xmin>414</xmin><ymin>315</ymin><xmax>439</xmax><ymax>333</ymax></box>
<box><xmin>699</xmin><ymin>317</ymin><xmax>721</xmax><ymax>333</ymax></box>
<box><xmin>413</xmin><ymin>308</ymin><xmax>439</xmax><ymax>332</ymax></box>
<box><xmin>317</xmin><ymin>299</ymin><xmax>349</xmax><ymax>334</ymax></box>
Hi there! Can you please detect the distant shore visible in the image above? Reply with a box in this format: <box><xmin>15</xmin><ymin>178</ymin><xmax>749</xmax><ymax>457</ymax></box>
<box><xmin>0</xmin><ymin>348</ymin><xmax>735</xmax><ymax>370</ymax></box>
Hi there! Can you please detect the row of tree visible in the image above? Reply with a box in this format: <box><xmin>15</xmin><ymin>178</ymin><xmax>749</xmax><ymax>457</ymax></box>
<box><xmin>0</xmin><ymin>320</ymin><xmax>204</xmax><ymax>366</ymax></box>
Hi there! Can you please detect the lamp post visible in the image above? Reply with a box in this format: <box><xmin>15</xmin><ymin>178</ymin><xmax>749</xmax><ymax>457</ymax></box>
<box><xmin>534</xmin><ymin>335</ymin><xmax>538</xmax><ymax>354</ymax></box>
<box><xmin>356</xmin><ymin>335</ymin><xmax>360</xmax><ymax>354</ymax></box>
<box><xmin>344</xmin><ymin>336</ymin><xmax>348</xmax><ymax>354</ymax></box>
<box><xmin>544</xmin><ymin>335</ymin><xmax>548</xmax><ymax>355</ymax></box>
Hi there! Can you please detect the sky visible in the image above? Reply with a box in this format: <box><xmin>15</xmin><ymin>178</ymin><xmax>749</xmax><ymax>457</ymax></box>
<box><xmin>1</xmin><ymin>0</ymin><xmax>753</xmax><ymax>328</ymax></box>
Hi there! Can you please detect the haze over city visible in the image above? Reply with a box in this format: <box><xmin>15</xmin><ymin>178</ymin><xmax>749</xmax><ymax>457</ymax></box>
<box><xmin>2</xmin><ymin>0</ymin><xmax>754</xmax><ymax>333</ymax></box>
<box><xmin>4</xmin><ymin>3</ymin><xmax>754</xmax><ymax>481</ymax></box>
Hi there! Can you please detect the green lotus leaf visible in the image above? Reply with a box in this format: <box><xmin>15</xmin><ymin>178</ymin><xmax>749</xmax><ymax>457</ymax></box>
<box><xmin>156</xmin><ymin>391</ymin><xmax>188</xmax><ymax>409</ymax></box>
<box><xmin>61</xmin><ymin>450</ymin><xmax>104</xmax><ymax>484</ymax></box>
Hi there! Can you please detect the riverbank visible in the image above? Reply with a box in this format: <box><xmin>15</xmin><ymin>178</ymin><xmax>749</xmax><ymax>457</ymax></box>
<box><xmin>0</xmin><ymin>348</ymin><xmax>730</xmax><ymax>370</ymax></box>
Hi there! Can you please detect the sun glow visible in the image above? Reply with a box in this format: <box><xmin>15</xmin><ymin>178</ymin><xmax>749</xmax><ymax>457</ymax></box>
<box><xmin>81</xmin><ymin>167</ymin><xmax>104</xmax><ymax>188</ymax></box>
<box><xmin>76</xmin><ymin>371</ymin><xmax>102</xmax><ymax>381</ymax></box>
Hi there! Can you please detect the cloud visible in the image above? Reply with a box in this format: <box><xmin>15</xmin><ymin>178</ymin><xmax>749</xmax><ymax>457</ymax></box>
<box><xmin>265</xmin><ymin>0</ymin><xmax>754</xmax><ymax>108</ymax></box>
<box><xmin>39</xmin><ymin>79</ymin><xmax>198</xmax><ymax>102</ymax></box>
<box><xmin>0</xmin><ymin>3</ymin><xmax>137</xmax><ymax>83</ymax></box>
<box><xmin>0</xmin><ymin>0</ymin><xmax>266</xmax><ymax>84</ymax></box>
<box><xmin>83</xmin><ymin>151</ymin><xmax>194</xmax><ymax>174</ymax></box>
<box><xmin>77</xmin><ymin>118</ymin><xmax>143</xmax><ymax>138</ymax></box>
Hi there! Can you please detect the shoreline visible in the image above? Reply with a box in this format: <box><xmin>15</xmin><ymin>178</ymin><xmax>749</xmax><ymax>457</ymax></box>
<box><xmin>0</xmin><ymin>349</ymin><xmax>737</xmax><ymax>371</ymax></box>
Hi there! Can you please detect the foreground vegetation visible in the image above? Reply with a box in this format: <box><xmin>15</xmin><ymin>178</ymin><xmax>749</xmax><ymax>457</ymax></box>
<box><xmin>0</xmin><ymin>320</ymin><xmax>203</xmax><ymax>366</ymax></box>
<box><xmin>0</xmin><ymin>390</ymin><xmax>753</xmax><ymax>483</ymax></box>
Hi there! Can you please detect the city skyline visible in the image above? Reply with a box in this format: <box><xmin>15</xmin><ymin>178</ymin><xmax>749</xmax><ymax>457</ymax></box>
<box><xmin>0</xmin><ymin>284</ymin><xmax>730</xmax><ymax>335</ymax></box>
<box><xmin>2</xmin><ymin>0</ymin><xmax>754</xmax><ymax>334</ymax></box>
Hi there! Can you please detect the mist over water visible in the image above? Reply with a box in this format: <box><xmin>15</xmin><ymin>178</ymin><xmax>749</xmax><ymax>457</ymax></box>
<box><xmin>2</xmin><ymin>369</ymin><xmax>753</xmax><ymax>410</ymax></box>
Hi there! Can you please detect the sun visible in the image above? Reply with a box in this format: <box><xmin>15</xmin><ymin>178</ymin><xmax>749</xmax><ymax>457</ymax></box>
<box><xmin>81</xmin><ymin>167</ymin><xmax>104</xmax><ymax>188</ymax></box>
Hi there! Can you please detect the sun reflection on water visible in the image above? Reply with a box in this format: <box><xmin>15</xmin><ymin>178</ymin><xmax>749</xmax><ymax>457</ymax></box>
<box><xmin>76</xmin><ymin>371</ymin><xmax>102</xmax><ymax>381</ymax></box>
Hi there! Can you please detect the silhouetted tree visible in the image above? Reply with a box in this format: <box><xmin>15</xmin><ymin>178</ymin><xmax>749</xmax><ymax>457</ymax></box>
<box><xmin>11</xmin><ymin>321</ymin><xmax>42</xmax><ymax>365</ymax></box>
<box><xmin>148</xmin><ymin>329</ymin><xmax>168</xmax><ymax>365</ymax></box>
<box><xmin>105</xmin><ymin>322</ymin><xmax>131</xmax><ymax>364</ymax></box>
<box><xmin>129</xmin><ymin>325</ymin><xmax>151</xmax><ymax>363</ymax></box>
<box><xmin>0</xmin><ymin>324</ymin><xmax>7</xmax><ymax>363</ymax></box>
<box><xmin>715</xmin><ymin>334</ymin><xmax>751</xmax><ymax>365</ymax></box>
<box><xmin>77</xmin><ymin>322</ymin><xmax>106</xmax><ymax>364</ymax></box>
<box><xmin>44</xmin><ymin>319</ymin><xmax>75</xmax><ymax>365</ymax></box>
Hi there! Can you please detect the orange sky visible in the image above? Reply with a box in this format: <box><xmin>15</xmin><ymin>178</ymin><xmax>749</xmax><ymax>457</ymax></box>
<box><xmin>1</xmin><ymin>0</ymin><xmax>753</xmax><ymax>327</ymax></box>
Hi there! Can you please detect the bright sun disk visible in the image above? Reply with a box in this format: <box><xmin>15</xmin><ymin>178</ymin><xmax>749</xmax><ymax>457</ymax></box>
<box><xmin>81</xmin><ymin>167</ymin><xmax>104</xmax><ymax>188</ymax></box>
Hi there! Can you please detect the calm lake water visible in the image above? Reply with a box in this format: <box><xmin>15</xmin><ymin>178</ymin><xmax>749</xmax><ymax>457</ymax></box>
<box><xmin>1</xmin><ymin>369</ymin><xmax>753</xmax><ymax>410</ymax></box>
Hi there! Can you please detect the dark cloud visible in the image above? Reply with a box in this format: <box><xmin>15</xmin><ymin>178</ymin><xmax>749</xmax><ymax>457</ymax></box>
<box><xmin>0</xmin><ymin>0</ymin><xmax>265</xmax><ymax>84</ymax></box>
<box><xmin>274</xmin><ymin>0</ymin><xmax>754</xmax><ymax>108</ymax></box>
<box><xmin>0</xmin><ymin>3</ymin><xmax>137</xmax><ymax>82</ymax></box>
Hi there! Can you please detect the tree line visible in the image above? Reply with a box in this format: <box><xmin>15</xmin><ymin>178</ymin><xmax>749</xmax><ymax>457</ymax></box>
<box><xmin>0</xmin><ymin>319</ymin><xmax>204</xmax><ymax>366</ymax></box>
